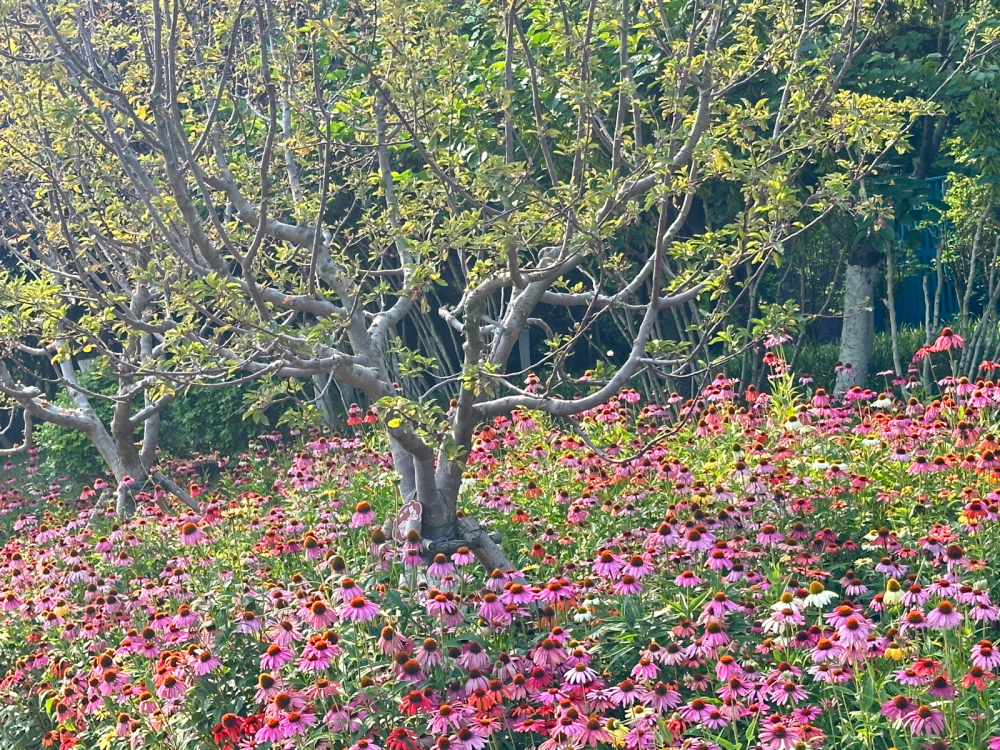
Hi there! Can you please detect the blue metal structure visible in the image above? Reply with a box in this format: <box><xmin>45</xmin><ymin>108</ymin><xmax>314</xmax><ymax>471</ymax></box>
<box><xmin>891</xmin><ymin>176</ymin><xmax>959</xmax><ymax>327</ymax></box>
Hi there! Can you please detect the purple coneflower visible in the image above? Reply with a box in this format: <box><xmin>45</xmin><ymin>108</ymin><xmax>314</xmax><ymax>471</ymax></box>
<box><xmin>340</xmin><ymin>596</ymin><xmax>381</xmax><ymax>622</ymax></box>
<box><xmin>880</xmin><ymin>694</ymin><xmax>916</xmax><ymax>720</ymax></box>
<box><xmin>179</xmin><ymin>522</ymin><xmax>205</xmax><ymax>545</ymax></box>
<box><xmin>903</xmin><ymin>705</ymin><xmax>946</xmax><ymax>737</ymax></box>
<box><xmin>926</xmin><ymin>600</ymin><xmax>963</xmax><ymax>629</ymax></box>
<box><xmin>260</xmin><ymin>643</ymin><xmax>295</xmax><ymax>670</ymax></box>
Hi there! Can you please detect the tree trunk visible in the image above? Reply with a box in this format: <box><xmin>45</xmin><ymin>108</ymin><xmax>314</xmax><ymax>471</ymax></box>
<box><xmin>81</xmin><ymin>420</ymin><xmax>146</xmax><ymax>516</ymax></box>
<box><xmin>312</xmin><ymin>373</ymin><xmax>338</xmax><ymax>431</ymax></box>
<box><xmin>835</xmin><ymin>262</ymin><xmax>880</xmax><ymax>393</ymax></box>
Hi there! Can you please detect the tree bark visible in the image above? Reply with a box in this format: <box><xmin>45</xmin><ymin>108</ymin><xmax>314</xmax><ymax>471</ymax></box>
<box><xmin>312</xmin><ymin>373</ymin><xmax>338</xmax><ymax>431</ymax></box>
<box><xmin>835</xmin><ymin>262</ymin><xmax>880</xmax><ymax>393</ymax></box>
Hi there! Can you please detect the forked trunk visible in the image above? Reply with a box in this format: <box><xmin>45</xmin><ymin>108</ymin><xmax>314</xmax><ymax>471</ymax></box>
<box><xmin>388</xmin><ymin>432</ymin><xmax>518</xmax><ymax>575</ymax></box>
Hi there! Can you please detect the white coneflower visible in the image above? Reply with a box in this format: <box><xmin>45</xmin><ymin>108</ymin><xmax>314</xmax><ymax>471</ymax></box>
<box><xmin>770</xmin><ymin>591</ymin><xmax>806</xmax><ymax>613</ymax></box>
<box><xmin>803</xmin><ymin>581</ymin><xmax>838</xmax><ymax>609</ymax></box>
<box><xmin>883</xmin><ymin>579</ymin><xmax>904</xmax><ymax>607</ymax></box>
<box><xmin>783</xmin><ymin>416</ymin><xmax>804</xmax><ymax>433</ymax></box>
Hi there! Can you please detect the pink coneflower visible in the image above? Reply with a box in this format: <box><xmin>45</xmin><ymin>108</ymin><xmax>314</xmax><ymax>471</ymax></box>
<box><xmin>565</xmin><ymin>661</ymin><xmax>599</xmax><ymax>685</ymax></box>
<box><xmin>193</xmin><ymin>650</ymin><xmax>222</xmax><ymax>676</ymax></box>
<box><xmin>306</xmin><ymin>599</ymin><xmax>338</xmax><ymax>629</ymax></box>
<box><xmin>934</xmin><ymin>327</ymin><xmax>964</xmax><ymax>351</ymax></box>
<box><xmin>702</xmin><ymin>620</ymin><xmax>731</xmax><ymax>648</ymax></box>
<box><xmin>179</xmin><ymin>522</ymin><xmax>205</xmax><ymax>545</ymax></box>
<box><xmin>280</xmin><ymin>710</ymin><xmax>316</xmax><ymax>736</ymax></box>
<box><xmin>971</xmin><ymin>641</ymin><xmax>1000</xmax><ymax>670</ymax></box>
<box><xmin>267</xmin><ymin>690</ymin><xmax>307</xmax><ymax>718</ymax></box>
<box><xmin>269</xmin><ymin>619</ymin><xmax>304</xmax><ymax>648</ymax></box>
<box><xmin>478</xmin><ymin>593</ymin><xmax>506</xmax><ymax>621</ymax></box>
<box><xmin>255</xmin><ymin>673</ymin><xmax>283</xmax><ymax>703</ymax></box>
<box><xmin>428</xmin><ymin>554</ymin><xmax>456</xmax><ymax>578</ymax></box>
<box><xmin>340</xmin><ymin>596</ymin><xmax>381</xmax><ymax>622</ymax></box>
<box><xmin>675</xmin><ymin>570</ymin><xmax>703</xmax><ymax>587</ymax></box>
<box><xmin>758</xmin><ymin>718</ymin><xmax>802</xmax><ymax>750</ymax></box>
<box><xmin>609</xmin><ymin>679</ymin><xmax>647</xmax><ymax>706</ymax></box>
<box><xmin>402</xmin><ymin>542</ymin><xmax>424</xmax><ymax>567</ymax></box>
<box><xmin>837</xmin><ymin>616</ymin><xmax>871</xmax><ymax>648</ymax></box>
<box><xmin>903</xmin><ymin>705</ymin><xmax>946</xmax><ymax>736</ymax></box>
<box><xmin>623</xmin><ymin>724</ymin><xmax>656</xmax><ymax>750</ymax></box>
<box><xmin>901</xmin><ymin>609</ymin><xmax>929</xmax><ymax>633</ymax></box>
<box><xmin>377</xmin><ymin>626</ymin><xmax>412</xmax><ymax>656</ymax></box>
<box><xmin>629</xmin><ymin>657</ymin><xmax>658</xmax><ymax>681</ymax></box>
<box><xmin>336</xmin><ymin>577</ymin><xmax>364</xmax><ymax>602</ymax></box>
<box><xmin>678</xmin><ymin>697</ymin><xmax>715</xmax><ymax>722</ymax></box>
<box><xmin>350</xmin><ymin>500</ymin><xmax>377</xmax><ymax>528</ymax></box>
<box><xmin>260</xmin><ymin>643</ymin><xmax>295</xmax><ymax>671</ymax></box>
<box><xmin>680</xmin><ymin>527</ymin><xmax>715</xmax><ymax>553</ymax></box>
<box><xmin>236</xmin><ymin>610</ymin><xmax>262</xmax><ymax>634</ymax></box>
<box><xmin>714</xmin><ymin>654</ymin><xmax>743</xmax><ymax>682</ymax></box>
<box><xmin>825</xmin><ymin>604</ymin><xmax>861</xmax><ymax>628</ymax></box>
<box><xmin>531</xmin><ymin>638</ymin><xmax>567</xmax><ymax>668</ymax></box>
<box><xmin>926</xmin><ymin>674</ymin><xmax>957</xmax><ymax>698</ymax></box>
<box><xmin>592</xmin><ymin>550</ymin><xmax>622</xmax><ymax>578</ymax></box>
<box><xmin>771</xmin><ymin>680</ymin><xmax>807</xmax><ymax>706</ymax></box>
<box><xmin>427</xmin><ymin>702</ymin><xmax>473</xmax><ymax>735</ymax></box>
<box><xmin>971</xmin><ymin>602</ymin><xmax>999</xmax><ymax>622</ymax></box>
<box><xmin>644</xmin><ymin>681</ymin><xmax>681</xmax><ymax>710</ymax></box>
<box><xmin>155</xmin><ymin>674</ymin><xmax>186</xmax><ymax>700</ymax></box>
<box><xmin>613</xmin><ymin>575</ymin><xmax>643</xmax><ymax>596</ymax></box>
<box><xmin>717</xmin><ymin>675</ymin><xmax>751</xmax><ymax>702</ymax></box>
<box><xmin>927</xmin><ymin>579</ymin><xmax>960</xmax><ymax>598</ymax></box>
<box><xmin>623</xmin><ymin>554</ymin><xmax>653</xmax><ymax>578</ymax></box>
<box><xmin>173</xmin><ymin>605</ymin><xmax>198</xmax><ymax>628</ymax></box>
<box><xmin>569</xmin><ymin>716</ymin><xmax>612</xmax><ymax>747</ymax></box>
<box><xmin>500</xmin><ymin>582</ymin><xmax>536</xmax><ymax>605</ymax></box>
<box><xmin>926</xmin><ymin>600</ymin><xmax>963</xmax><ymax>629</ymax></box>
<box><xmin>255</xmin><ymin>717</ymin><xmax>285</xmax><ymax>744</ymax></box>
<box><xmin>98</xmin><ymin>668</ymin><xmax>129</xmax><ymax>696</ymax></box>
<box><xmin>895</xmin><ymin>668</ymin><xmax>929</xmax><ymax>687</ymax></box>
<box><xmin>881</xmin><ymin>694</ymin><xmax>917</xmax><ymax>720</ymax></box>
<box><xmin>299</xmin><ymin>638</ymin><xmax>336</xmax><ymax>671</ymax></box>
<box><xmin>451</xmin><ymin>725</ymin><xmax>488</xmax><ymax>750</ymax></box>
<box><xmin>903</xmin><ymin>584</ymin><xmax>930</xmax><ymax>608</ymax></box>
<box><xmin>756</xmin><ymin>524</ymin><xmax>783</xmax><ymax>546</ymax></box>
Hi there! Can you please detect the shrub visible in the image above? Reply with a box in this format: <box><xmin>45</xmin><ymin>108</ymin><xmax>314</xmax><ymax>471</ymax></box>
<box><xmin>792</xmin><ymin>325</ymin><xmax>927</xmax><ymax>390</ymax></box>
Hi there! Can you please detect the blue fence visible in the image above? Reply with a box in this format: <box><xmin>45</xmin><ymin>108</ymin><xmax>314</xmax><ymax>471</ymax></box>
<box><xmin>884</xmin><ymin>176</ymin><xmax>959</xmax><ymax>328</ymax></box>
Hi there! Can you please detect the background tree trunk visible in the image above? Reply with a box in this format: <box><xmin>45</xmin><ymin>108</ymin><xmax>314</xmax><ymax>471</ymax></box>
<box><xmin>835</xmin><ymin>261</ymin><xmax>880</xmax><ymax>393</ymax></box>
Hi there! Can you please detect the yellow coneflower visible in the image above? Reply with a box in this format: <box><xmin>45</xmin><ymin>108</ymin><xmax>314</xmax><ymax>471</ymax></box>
<box><xmin>884</xmin><ymin>641</ymin><xmax>906</xmax><ymax>660</ymax></box>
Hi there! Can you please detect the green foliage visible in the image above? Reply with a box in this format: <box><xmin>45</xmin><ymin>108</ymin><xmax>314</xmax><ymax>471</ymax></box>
<box><xmin>157</xmin><ymin>386</ymin><xmax>261</xmax><ymax>458</ymax></box>
<box><xmin>35</xmin><ymin>372</ymin><xmax>114</xmax><ymax>480</ymax></box>
<box><xmin>35</xmin><ymin>371</ymin><xmax>270</xmax><ymax>482</ymax></box>
<box><xmin>792</xmin><ymin>326</ymin><xmax>928</xmax><ymax>391</ymax></box>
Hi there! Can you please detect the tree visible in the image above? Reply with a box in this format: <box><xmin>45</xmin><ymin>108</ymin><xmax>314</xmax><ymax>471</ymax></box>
<box><xmin>0</xmin><ymin>0</ymin><xmax>946</xmax><ymax>567</ymax></box>
<box><xmin>830</xmin><ymin>0</ymin><xmax>1000</xmax><ymax>392</ymax></box>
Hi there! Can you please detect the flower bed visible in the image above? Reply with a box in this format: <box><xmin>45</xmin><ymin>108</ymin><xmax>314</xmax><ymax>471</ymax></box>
<box><xmin>2</xmin><ymin>365</ymin><xmax>1000</xmax><ymax>750</ymax></box>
